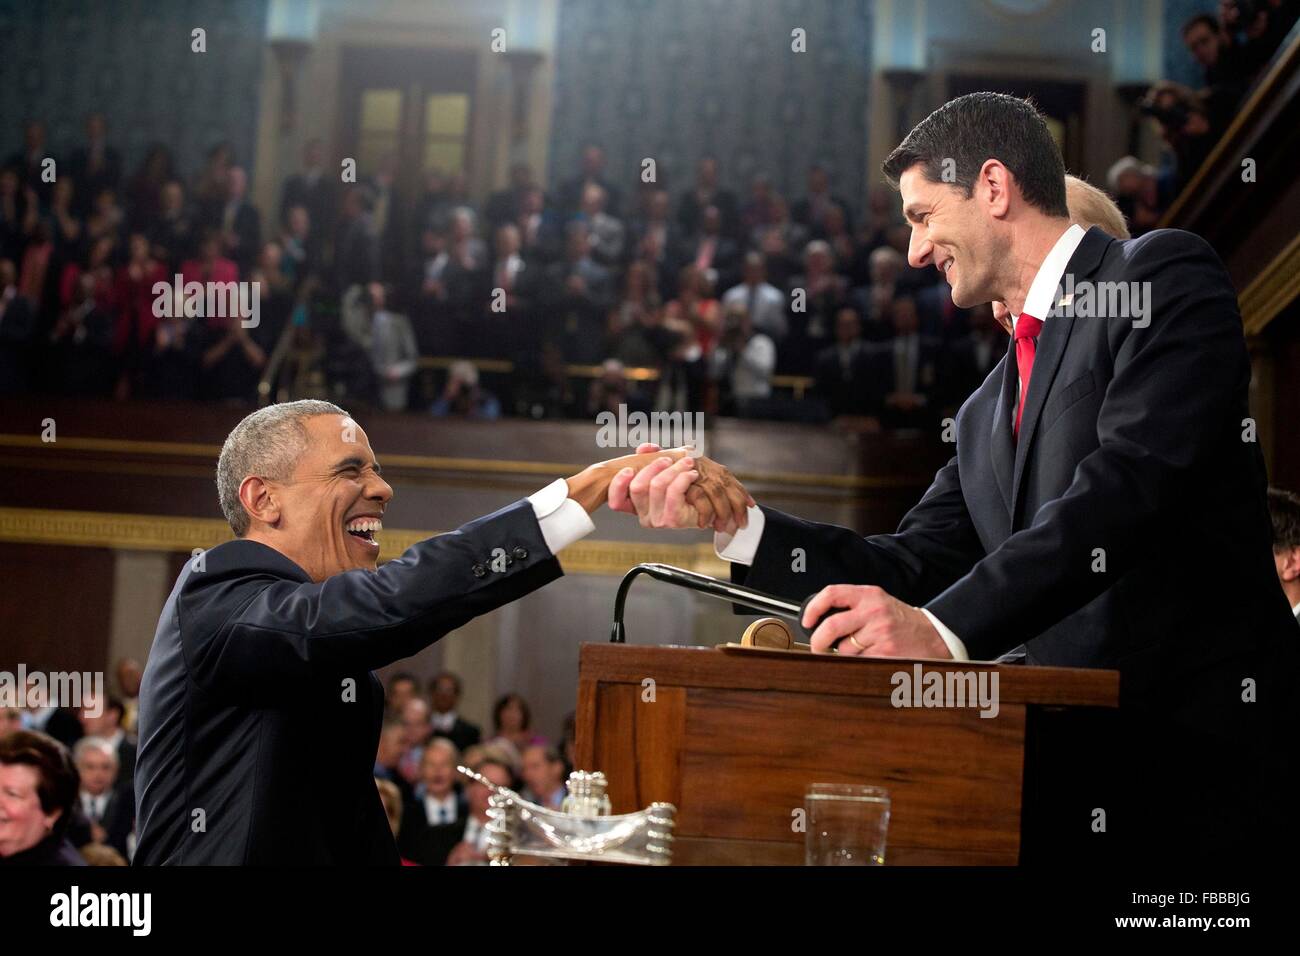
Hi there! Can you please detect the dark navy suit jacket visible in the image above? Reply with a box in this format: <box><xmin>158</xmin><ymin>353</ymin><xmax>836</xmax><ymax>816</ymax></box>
<box><xmin>736</xmin><ymin>227</ymin><xmax>1297</xmax><ymax>855</ymax></box>
<box><xmin>134</xmin><ymin>499</ymin><xmax>559</xmax><ymax>865</ymax></box>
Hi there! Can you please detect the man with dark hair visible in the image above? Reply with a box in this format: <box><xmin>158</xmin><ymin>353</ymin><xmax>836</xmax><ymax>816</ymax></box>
<box><xmin>619</xmin><ymin>91</ymin><xmax>1297</xmax><ymax>862</ymax></box>
<box><xmin>1268</xmin><ymin>487</ymin><xmax>1300</xmax><ymax>624</ymax></box>
<box><xmin>429</xmin><ymin>671</ymin><xmax>481</xmax><ymax>753</ymax></box>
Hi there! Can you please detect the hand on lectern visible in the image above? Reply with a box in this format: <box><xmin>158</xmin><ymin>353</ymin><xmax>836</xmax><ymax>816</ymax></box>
<box><xmin>608</xmin><ymin>442</ymin><xmax>754</xmax><ymax>533</ymax></box>
<box><xmin>801</xmin><ymin>584</ymin><xmax>950</xmax><ymax>659</ymax></box>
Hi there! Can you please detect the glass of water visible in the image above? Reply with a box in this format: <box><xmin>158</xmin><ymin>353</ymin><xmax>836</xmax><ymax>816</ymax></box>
<box><xmin>804</xmin><ymin>784</ymin><xmax>891</xmax><ymax>866</ymax></box>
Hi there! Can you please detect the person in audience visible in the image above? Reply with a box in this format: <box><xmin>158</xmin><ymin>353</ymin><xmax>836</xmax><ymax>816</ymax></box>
<box><xmin>711</xmin><ymin>300</ymin><xmax>776</xmax><ymax>417</ymax></box>
<box><xmin>335</xmin><ymin>185</ymin><xmax>380</xmax><ymax>291</ymax></box>
<box><xmin>485</xmin><ymin>162</ymin><xmax>539</xmax><ymax>233</ymax></box>
<box><xmin>429</xmin><ymin>672</ymin><xmax>482</xmax><ymax>753</ymax></box>
<box><xmin>193</xmin><ymin>142</ymin><xmax>233</xmax><ymax>213</ymax></box>
<box><xmin>490</xmin><ymin>693</ymin><xmax>546</xmax><ymax>758</ymax></box>
<box><xmin>944</xmin><ymin>301</ymin><xmax>1004</xmax><ymax>408</ymax></box>
<box><xmin>1268</xmin><ymin>487</ymin><xmax>1300</xmax><ymax>625</ymax></box>
<box><xmin>681</xmin><ymin>204</ymin><xmax>739</xmax><ymax>295</ymax></box>
<box><xmin>722</xmin><ymin>251</ymin><xmax>788</xmax><ymax>343</ymax></box>
<box><xmin>1140</xmin><ymin>81</ymin><xmax>1219</xmax><ymax>192</ymax></box>
<box><xmin>520</xmin><ymin>744</ymin><xmax>567</xmax><ymax>809</ymax></box>
<box><xmin>72</xmin><ymin>737</ymin><xmax>133</xmax><ymax>859</ymax></box>
<box><xmin>397</xmin><ymin>697</ymin><xmax>435</xmax><ymax>785</ymax></box>
<box><xmin>791</xmin><ymin>161</ymin><xmax>852</xmax><ymax>238</ymax></box>
<box><xmin>280</xmin><ymin>138</ymin><xmax>337</xmax><ymax>248</ymax></box>
<box><xmin>47</xmin><ymin>178</ymin><xmax>84</xmax><ymax>267</ymax></box>
<box><xmin>430</xmin><ymin>359</ymin><xmax>501</xmax><ymax>420</ymax></box>
<box><xmin>0</xmin><ymin>167</ymin><xmax>37</xmax><ymax>266</ymax></box>
<box><xmin>77</xmin><ymin>693</ymin><xmax>136</xmax><ymax>793</ymax></box>
<box><xmin>212</xmin><ymin>166</ymin><xmax>261</xmax><ymax>276</ymax></box>
<box><xmin>0</xmin><ymin>730</ymin><xmax>84</xmax><ymax>866</ymax></box>
<box><xmin>126</xmin><ymin>143</ymin><xmax>176</xmax><ymax>233</ymax></box>
<box><xmin>385</xmin><ymin>672</ymin><xmax>420</xmax><ymax>716</ymax></box>
<box><xmin>398</xmin><ymin>738</ymin><xmax>468</xmax><ymax>865</ymax></box>
<box><xmin>374</xmin><ymin>778</ymin><xmax>417</xmax><ymax>865</ymax></box>
<box><xmin>445</xmin><ymin>756</ymin><xmax>513</xmax><ymax>865</ymax></box>
<box><xmin>576</xmin><ymin>183</ymin><xmax>625</xmax><ymax>267</ymax></box>
<box><xmin>784</xmin><ymin>240</ymin><xmax>846</xmax><ymax>374</ymax></box>
<box><xmin>659</xmin><ymin>264</ymin><xmax>718</xmax><ymax>411</ymax></box>
<box><xmin>115</xmin><ymin>659</ymin><xmax>143</xmax><ymax>735</ymax></box>
<box><xmin>113</xmin><ymin>232</ymin><xmax>169</xmax><ymax>397</ymax></box>
<box><xmin>374</xmin><ymin>716</ymin><xmax>411</xmax><ymax>797</ymax></box>
<box><xmin>278</xmin><ymin>203</ymin><xmax>316</xmax><ymax>289</ymax></box>
<box><xmin>545</xmin><ymin>222</ymin><xmax>613</xmax><ymax>364</ymax></box>
<box><xmin>49</xmin><ymin>270</ymin><xmax>115</xmax><ymax>396</ymax></box>
<box><xmin>814</xmin><ymin>305</ymin><xmax>880</xmax><ymax>425</ymax></box>
<box><xmin>557</xmin><ymin>143</ymin><xmax>622</xmax><ymax>218</ymax></box>
<box><xmin>874</xmin><ymin>294</ymin><xmax>941</xmax><ymax>431</ymax></box>
<box><xmin>354</xmin><ymin>281</ymin><xmax>417</xmax><ymax>413</ymax></box>
<box><xmin>85</xmin><ymin>187</ymin><xmax>127</xmax><ymax>252</ymax></box>
<box><xmin>2</xmin><ymin>706</ymin><xmax>24</xmax><ymax>737</ymax></box>
<box><xmin>148</xmin><ymin>179</ymin><xmax>196</xmax><ymax>269</ymax></box>
<box><xmin>0</xmin><ymin>257</ymin><xmax>36</xmax><ymax>394</ymax></box>
<box><xmin>4</xmin><ymin>120</ymin><xmax>53</xmax><ymax>206</ymax></box>
<box><xmin>678</xmin><ymin>155</ymin><xmax>739</xmax><ymax>240</ymax></box>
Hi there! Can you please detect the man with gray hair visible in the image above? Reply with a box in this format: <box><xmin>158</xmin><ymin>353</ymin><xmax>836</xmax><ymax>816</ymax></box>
<box><xmin>74</xmin><ymin>736</ymin><xmax>133</xmax><ymax>858</ymax></box>
<box><xmin>134</xmin><ymin>400</ymin><xmax>751</xmax><ymax>864</ymax></box>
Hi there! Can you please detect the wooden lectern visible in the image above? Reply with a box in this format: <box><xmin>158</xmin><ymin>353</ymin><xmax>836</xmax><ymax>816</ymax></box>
<box><xmin>575</xmin><ymin>643</ymin><xmax>1120</xmax><ymax>865</ymax></box>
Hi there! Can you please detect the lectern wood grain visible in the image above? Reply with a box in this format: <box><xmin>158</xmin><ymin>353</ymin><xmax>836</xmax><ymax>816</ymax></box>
<box><xmin>575</xmin><ymin>644</ymin><xmax>1119</xmax><ymax>865</ymax></box>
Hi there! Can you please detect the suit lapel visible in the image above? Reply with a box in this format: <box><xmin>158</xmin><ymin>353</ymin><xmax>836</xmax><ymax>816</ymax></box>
<box><xmin>1008</xmin><ymin>226</ymin><xmax>1112</xmax><ymax>523</ymax></box>
<box><xmin>990</xmin><ymin>345</ymin><xmax>1016</xmax><ymax>514</ymax></box>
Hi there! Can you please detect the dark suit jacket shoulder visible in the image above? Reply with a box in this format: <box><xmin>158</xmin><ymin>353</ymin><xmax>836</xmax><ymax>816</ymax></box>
<box><xmin>135</xmin><ymin>499</ymin><xmax>561</xmax><ymax>865</ymax></box>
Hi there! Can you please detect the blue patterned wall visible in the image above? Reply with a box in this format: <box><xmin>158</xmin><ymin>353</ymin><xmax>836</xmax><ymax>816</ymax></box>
<box><xmin>0</xmin><ymin>0</ymin><xmax>267</xmax><ymax>181</ymax></box>
<box><xmin>548</xmin><ymin>0</ymin><xmax>872</xmax><ymax>211</ymax></box>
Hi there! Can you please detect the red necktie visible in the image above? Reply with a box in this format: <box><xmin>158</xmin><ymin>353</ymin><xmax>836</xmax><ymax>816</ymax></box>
<box><xmin>1013</xmin><ymin>313</ymin><xmax>1043</xmax><ymax>439</ymax></box>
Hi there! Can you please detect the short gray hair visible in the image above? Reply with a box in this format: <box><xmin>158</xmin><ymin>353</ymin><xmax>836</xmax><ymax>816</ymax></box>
<box><xmin>73</xmin><ymin>736</ymin><xmax>118</xmax><ymax>766</ymax></box>
<box><xmin>216</xmin><ymin>400</ymin><xmax>348</xmax><ymax>537</ymax></box>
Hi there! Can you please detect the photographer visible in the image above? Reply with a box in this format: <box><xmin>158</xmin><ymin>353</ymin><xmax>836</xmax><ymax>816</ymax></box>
<box><xmin>1139</xmin><ymin>81</ymin><xmax>1218</xmax><ymax>191</ymax></box>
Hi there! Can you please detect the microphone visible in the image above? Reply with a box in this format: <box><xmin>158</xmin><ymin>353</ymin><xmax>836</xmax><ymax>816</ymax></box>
<box><xmin>609</xmin><ymin>563</ymin><xmax>803</xmax><ymax>643</ymax></box>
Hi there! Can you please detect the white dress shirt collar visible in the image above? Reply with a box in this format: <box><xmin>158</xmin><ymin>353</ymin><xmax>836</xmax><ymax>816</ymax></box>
<box><xmin>1014</xmin><ymin>223</ymin><xmax>1087</xmax><ymax>326</ymax></box>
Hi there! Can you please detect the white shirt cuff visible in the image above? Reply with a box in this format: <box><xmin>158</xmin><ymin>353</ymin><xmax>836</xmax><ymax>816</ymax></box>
<box><xmin>715</xmin><ymin>505</ymin><xmax>766</xmax><ymax>564</ymax></box>
<box><xmin>919</xmin><ymin>608</ymin><xmax>968</xmax><ymax>661</ymax></box>
<box><xmin>528</xmin><ymin>479</ymin><xmax>595</xmax><ymax>556</ymax></box>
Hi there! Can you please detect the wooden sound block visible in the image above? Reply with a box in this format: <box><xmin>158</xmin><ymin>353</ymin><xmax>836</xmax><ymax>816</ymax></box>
<box><xmin>731</xmin><ymin>617</ymin><xmax>811</xmax><ymax>652</ymax></box>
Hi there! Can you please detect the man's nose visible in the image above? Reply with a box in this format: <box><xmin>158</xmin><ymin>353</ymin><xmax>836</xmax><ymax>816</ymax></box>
<box><xmin>908</xmin><ymin>230</ymin><xmax>932</xmax><ymax>270</ymax></box>
<box><xmin>368</xmin><ymin>474</ymin><xmax>394</xmax><ymax>504</ymax></box>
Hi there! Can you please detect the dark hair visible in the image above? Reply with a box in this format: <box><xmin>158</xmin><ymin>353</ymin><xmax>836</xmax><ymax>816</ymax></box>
<box><xmin>0</xmin><ymin>731</ymin><xmax>80</xmax><ymax>838</ymax></box>
<box><xmin>1182</xmin><ymin>13</ymin><xmax>1220</xmax><ymax>37</ymax></box>
<box><xmin>882</xmin><ymin>92</ymin><xmax>1069</xmax><ymax>218</ymax></box>
<box><xmin>493</xmin><ymin>693</ymin><xmax>531</xmax><ymax>732</ymax></box>
<box><xmin>430</xmin><ymin>671</ymin><xmax>463</xmax><ymax>696</ymax></box>
<box><xmin>1268</xmin><ymin>488</ymin><xmax>1300</xmax><ymax>550</ymax></box>
<box><xmin>389</xmin><ymin>672</ymin><xmax>418</xmax><ymax>690</ymax></box>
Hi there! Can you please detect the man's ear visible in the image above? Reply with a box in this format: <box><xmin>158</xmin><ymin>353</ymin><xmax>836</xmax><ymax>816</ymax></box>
<box><xmin>238</xmin><ymin>475</ymin><xmax>280</xmax><ymax>529</ymax></box>
<box><xmin>1281</xmin><ymin>547</ymin><xmax>1300</xmax><ymax>583</ymax></box>
<box><xmin>980</xmin><ymin>159</ymin><xmax>1012</xmax><ymax>219</ymax></box>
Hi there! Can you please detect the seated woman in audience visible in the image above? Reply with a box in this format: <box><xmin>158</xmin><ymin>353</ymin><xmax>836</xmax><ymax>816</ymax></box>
<box><xmin>0</xmin><ymin>730</ymin><xmax>85</xmax><ymax>866</ymax></box>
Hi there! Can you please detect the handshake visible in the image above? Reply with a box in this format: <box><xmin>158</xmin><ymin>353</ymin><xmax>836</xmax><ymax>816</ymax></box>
<box><xmin>566</xmin><ymin>443</ymin><xmax>753</xmax><ymax>534</ymax></box>
<box><xmin>564</xmin><ymin>443</ymin><xmax>951</xmax><ymax>660</ymax></box>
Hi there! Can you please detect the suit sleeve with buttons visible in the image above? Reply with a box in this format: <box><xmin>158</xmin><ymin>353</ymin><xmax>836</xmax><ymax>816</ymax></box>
<box><xmin>179</xmin><ymin>480</ymin><xmax>593</xmax><ymax>703</ymax></box>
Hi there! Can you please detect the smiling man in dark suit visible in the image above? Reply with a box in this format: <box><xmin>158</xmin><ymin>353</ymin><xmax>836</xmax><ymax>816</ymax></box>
<box><xmin>614</xmin><ymin>92</ymin><xmax>1297</xmax><ymax>860</ymax></box>
<box><xmin>133</xmin><ymin>399</ymin><xmax>750</xmax><ymax>865</ymax></box>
